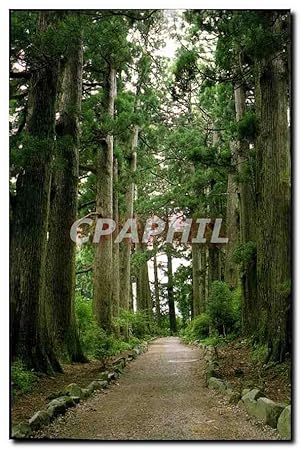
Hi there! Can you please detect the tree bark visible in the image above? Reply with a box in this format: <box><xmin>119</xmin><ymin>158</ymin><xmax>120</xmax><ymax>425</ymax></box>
<box><xmin>234</xmin><ymin>83</ymin><xmax>257</xmax><ymax>335</ymax></box>
<box><xmin>93</xmin><ymin>66</ymin><xmax>116</xmax><ymax>332</ymax></box>
<box><xmin>224</xmin><ymin>169</ymin><xmax>240</xmax><ymax>289</ymax></box>
<box><xmin>166</xmin><ymin>246</ymin><xmax>177</xmax><ymax>334</ymax></box>
<box><xmin>153</xmin><ymin>253</ymin><xmax>161</xmax><ymax>323</ymax></box>
<box><xmin>136</xmin><ymin>244</ymin><xmax>152</xmax><ymax>321</ymax></box>
<box><xmin>208</xmin><ymin>245</ymin><xmax>221</xmax><ymax>293</ymax></box>
<box><xmin>10</xmin><ymin>12</ymin><xmax>62</xmax><ymax>373</ymax></box>
<box><xmin>112</xmin><ymin>156</ymin><xmax>120</xmax><ymax>334</ymax></box>
<box><xmin>119</xmin><ymin>125</ymin><xmax>138</xmax><ymax>313</ymax></box>
<box><xmin>255</xmin><ymin>17</ymin><xmax>291</xmax><ymax>361</ymax></box>
<box><xmin>192</xmin><ymin>243</ymin><xmax>206</xmax><ymax>316</ymax></box>
<box><xmin>45</xmin><ymin>30</ymin><xmax>86</xmax><ymax>362</ymax></box>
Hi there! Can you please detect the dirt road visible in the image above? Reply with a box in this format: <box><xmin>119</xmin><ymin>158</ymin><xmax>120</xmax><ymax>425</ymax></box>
<box><xmin>36</xmin><ymin>337</ymin><xmax>279</xmax><ymax>440</ymax></box>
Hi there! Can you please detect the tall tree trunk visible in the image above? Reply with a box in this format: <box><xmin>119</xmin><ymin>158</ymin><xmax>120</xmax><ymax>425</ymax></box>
<box><xmin>119</xmin><ymin>125</ymin><xmax>138</xmax><ymax>313</ymax></box>
<box><xmin>224</xmin><ymin>168</ymin><xmax>240</xmax><ymax>289</ymax></box>
<box><xmin>94</xmin><ymin>66</ymin><xmax>116</xmax><ymax>332</ymax></box>
<box><xmin>153</xmin><ymin>253</ymin><xmax>161</xmax><ymax>323</ymax></box>
<box><xmin>45</xmin><ymin>30</ymin><xmax>86</xmax><ymax>362</ymax></box>
<box><xmin>192</xmin><ymin>243</ymin><xmax>206</xmax><ymax>316</ymax></box>
<box><xmin>112</xmin><ymin>157</ymin><xmax>120</xmax><ymax>334</ymax></box>
<box><xmin>208</xmin><ymin>245</ymin><xmax>221</xmax><ymax>293</ymax></box>
<box><xmin>136</xmin><ymin>244</ymin><xmax>152</xmax><ymax>320</ymax></box>
<box><xmin>234</xmin><ymin>83</ymin><xmax>257</xmax><ymax>335</ymax></box>
<box><xmin>10</xmin><ymin>12</ymin><xmax>61</xmax><ymax>373</ymax></box>
<box><xmin>129</xmin><ymin>280</ymin><xmax>134</xmax><ymax>311</ymax></box>
<box><xmin>255</xmin><ymin>19</ymin><xmax>291</xmax><ymax>361</ymax></box>
<box><xmin>166</xmin><ymin>246</ymin><xmax>177</xmax><ymax>334</ymax></box>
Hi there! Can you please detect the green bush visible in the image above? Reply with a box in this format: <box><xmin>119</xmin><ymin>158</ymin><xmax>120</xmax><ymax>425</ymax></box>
<box><xmin>115</xmin><ymin>309</ymin><xmax>150</xmax><ymax>338</ymax></box>
<box><xmin>75</xmin><ymin>295</ymin><xmax>147</xmax><ymax>359</ymax></box>
<box><xmin>207</xmin><ymin>281</ymin><xmax>236</xmax><ymax>336</ymax></box>
<box><xmin>191</xmin><ymin>314</ymin><xmax>211</xmax><ymax>340</ymax></box>
<box><xmin>181</xmin><ymin>313</ymin><xmax>210</xmax><ymax>341</ymax></box>
<box><xmin>11</xmin><ymin>360</ymin><xmax>36</xmax><ymax>395</ymax></box>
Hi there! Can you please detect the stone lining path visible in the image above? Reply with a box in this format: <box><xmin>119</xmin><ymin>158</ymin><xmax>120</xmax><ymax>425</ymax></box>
<box><xmin>36</xmin><ymin>337</ymin><xmax>279</xmax><ymax>440</ymax></box>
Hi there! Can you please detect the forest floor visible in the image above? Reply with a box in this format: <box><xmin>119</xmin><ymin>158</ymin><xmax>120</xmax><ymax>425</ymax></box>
<box><xmin>217</xmin><ymin>339</ymin><xmax>291</xmax><ymax>403</ymax></box>
<box><xmin>12</xmin><ymin>359</ymin><xmax>106</xmax><ymax>424</ymax></box>
<box><xmin>30</xmin><ymin>337</ymin><xmax>279</xmax><ymax>440</ymax></box>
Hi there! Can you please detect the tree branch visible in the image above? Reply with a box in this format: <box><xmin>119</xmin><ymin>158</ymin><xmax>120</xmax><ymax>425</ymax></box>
<box><xmin>78</xmin><ymin>200</ymin><xmax>96</xmax><ymax>211</ymax></box>
<box><xmin>76</xmin><ymin>265</ymin><xmax>93</xmax><ymax>275</ymax></box>
<box><xmin>79</xmin><ymin>164</ymin><xmax>97</xmax><ymax>174</ymax></box>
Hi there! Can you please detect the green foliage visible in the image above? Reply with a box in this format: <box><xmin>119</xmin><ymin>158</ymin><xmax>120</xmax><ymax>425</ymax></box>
<box><xmin>192</xmin><ymin>314</ymin><xmax>211</xmax><ymax>339</ymax></box>
<box><xmin>251</xmin><ymin>343</ymin><xmax>269</xmax><ymax>364</ymax></box>
<box><xmin>233</xmin><ymin>241</ymin><xmax>256</xmax><ymax>266</ymax></box>
<box><xmin>201</xmin><ymin>334</ymin><xmax>238</xmax><ymax>347</ymax></box>
<box><xmin>173</xmin><ymin>264</ymin><xmax>192</xmax><ymax>325</ymax></box>
<box><xmin>181</xmin><ymin>313</ymin><xmax>210</xmax><ymax>341</ymax></box>
<box><xmin>231</xmin><ymin>287</ymin><xmax>242</xmax><ymax>333</ymax></box>
<box><xmin>75</xmin><ymin>296</ymin><xmax>151</xmax><ymax>359</ymax></box>
<box><xmin>207</xmin><ymin>281</ymin><xmax>237</xmax><ymax>335</ymax></box>
<box><xmin>115</xmin><ymin>309</ymin><xmax>151</xmax><ymax>339</ymax></box>
<box><xmin>75</xmin><ymin>246</ymin><xmax>94</xmax><ymax>298</ymax></box>
<box><xmin>11</xmin><ymin>360</ymin><xmax>37</xmax><ymax>395</ymax></box>
<box><xmin>275</xmin><ymin>280</ymin><xmax>291</xmax><ymax>301</ymax></box>
<box><xmin>236</xmin><ymin>111</ymin><xmax>258</xmax><ymax>142</ymax></box>
<box><xmin>92</xmin><ymin>330</ymin><xmax>140</xmax><ymax>360</ymax></box>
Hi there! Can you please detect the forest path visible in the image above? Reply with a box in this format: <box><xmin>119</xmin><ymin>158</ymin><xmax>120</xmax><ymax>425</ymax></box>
<box><xmin>38</xmin><ymin>337</ymin><xmax>278</xmax><ymax>440</ymax></box>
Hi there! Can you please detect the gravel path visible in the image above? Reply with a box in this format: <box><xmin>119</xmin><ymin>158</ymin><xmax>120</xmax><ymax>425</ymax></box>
<box><xmin>36</xmin><ymin>337</ymin><xmax>279</xmax><ymax>440</ymax></box>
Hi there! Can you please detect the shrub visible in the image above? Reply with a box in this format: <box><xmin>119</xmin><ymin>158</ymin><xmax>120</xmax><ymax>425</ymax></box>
<box><xmin>115</xmin><ymin>309</ymin><xmax>150</xmax><ymax>339</ymax></box>
<box><xmin>207</xmin><ymin>281</ymin><xmax>236</xmax><ymax>336</ymax></box>
<box><xmin>11</xmin><ymin>360</ymin><xmax>37</xmax><ymax>395</ymax></box>
<box><xmin>75</xmin><ymin>295</ymin><xmax>146</xmax><ymax>359</ymax></box>
<box><xmin>181</xmin><ymin>313</ymin><xmax>210</xmax><ymax>341</ymax></box>
<box><xmin>191</xmin><ymin>314</ymin><xmax>211</xmax><ymax>340</ymax></box>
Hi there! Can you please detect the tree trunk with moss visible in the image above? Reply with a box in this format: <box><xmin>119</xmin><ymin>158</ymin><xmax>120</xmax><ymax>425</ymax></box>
<box><xmin>234</xmin><ymin>83</ymin><xmax>258</xmax><ymax>335</ymax></box>
<box><xmin>45</xmin><ymin>32</ymin><xmax>86</xmax><ymax>362</ymax></box>
<box><xmin>224</xmin><ymin>167</ymin><xmax>240</xmax><ymax>289</ymax></box>
<box><xmin>93</xmin><ymin>66</ymin><xmax>116</xmax><ymax>333</ymax></box>
<box><xmin>10</xmin><ymin>12</ymin><xmax>62</xmax><ymax>373</ymax></box>
<box><xmin>136</xmin><ymin>244</ymin><xmax>152</xmax><ymax>321</ymax></box>
<box><xmin>255</xmin><ymin>18</ymin><xmax>291</xmax><ymax>361</ymax></box>
<box><xmin>119</xmin><ymin>125</ymin><xmax>138</xmax><ymax>314</ymax></box>
<box><xmin>192</xmin><ymin>243</ymin><xmax>206</xmax><ymax>316</ymax></box>
<box><xmin>153</xmin><ymin>253</ymin><xmax>161</xmax><ymax>323</ymax></box>
<box><xmin>112</xmin><ymin>156</ymin><xmax>120</xmax><ymax>333</ymax></box>
<box><xmin>166</xmin><ymin>246</ymin><xmax>177</xmax><ymax>334</ymax></box>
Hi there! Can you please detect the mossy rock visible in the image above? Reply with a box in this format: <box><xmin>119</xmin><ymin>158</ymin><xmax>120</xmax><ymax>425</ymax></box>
<box><xmin>81</xmin><ymin>388</ymin><xmax>92</xmax><ymax>399</ymax></box>
<box><xmin>64</xmin><ymin>383</ymin><xmax>82</xmax><ymax>398</ymax></box>
<box><xmin>12</xmin><ymin>422</ymin><xmax>32</xmax><ymax>439</ymax></box>
<box><xmin>255</xmin><ymin>398</ymin><xmax>285</xmax><ymax>428</ymax></box>
<box><xmin>87</xmin><ymin>380</ymin><xmax>107</xmax><ymax>392</ymax></box>
<box><xmin>29</xmin><ymin>410</ymin><xmax>50</xmax><ymax>431</ymax></box>
<box><xmin>108</xmin><ymin>372</ymin><xmax>117</xmax><ymax>382</ymax></box>
<box><xmin>226</xmin><ymin>389</ymin><xmax>241</xmax><ymax>404</ymax></box>
<box><xmin>208</xmin><ymin>377</ymin><xmax>228</xmax><ymax>392</ymax></box>
<box><xmin>98</xmin><ymin>371</ymin><xmax>109</xmax><ymax>381</ymax></box>
<box><xmin>277</xmin><ymin>405</ymin><xmax>291</xmax><ymax>440</ymax></box>
<box><xmin>47</xmin><ymin>396</ymin><xmax>75</xmax><ymax>417</ymax></box>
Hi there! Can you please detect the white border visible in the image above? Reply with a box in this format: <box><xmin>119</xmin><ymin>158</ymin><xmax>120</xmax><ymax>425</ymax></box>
<box><xmin>1</xmin><ymin>1</ymin><xmax>298</xmax><ymax>448</ymax></box>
